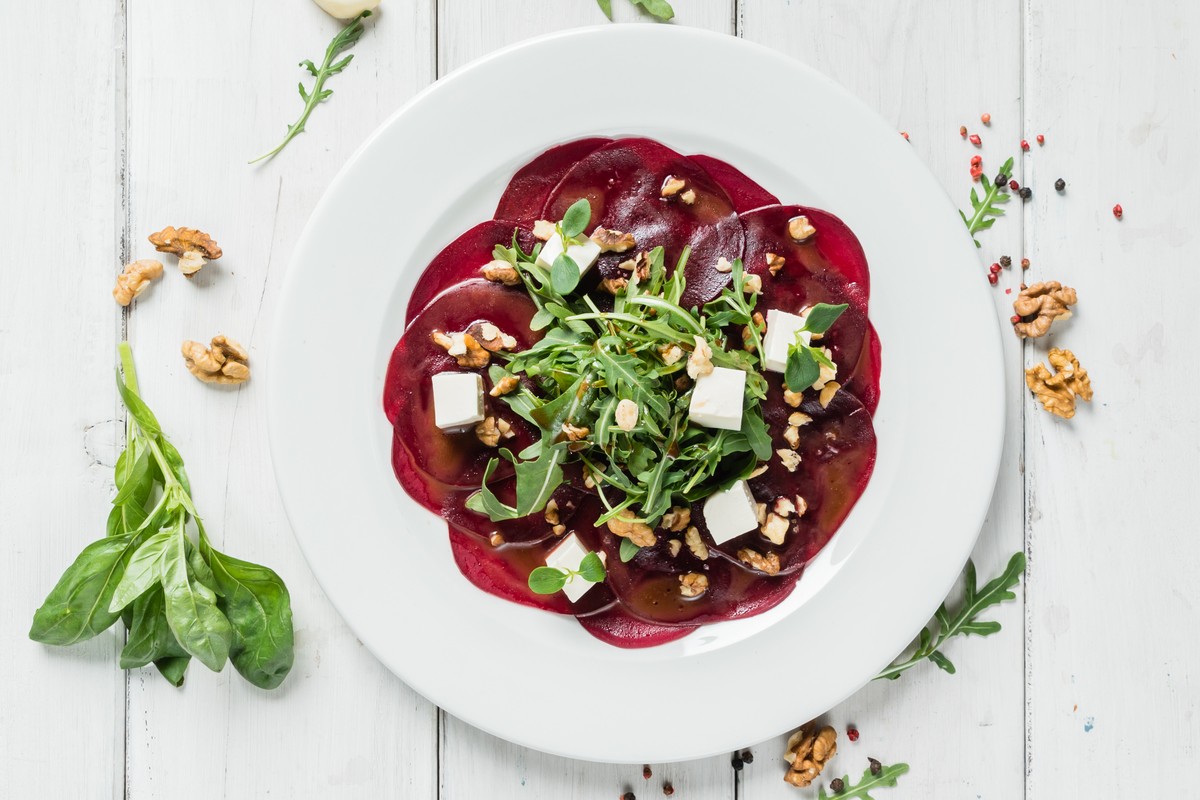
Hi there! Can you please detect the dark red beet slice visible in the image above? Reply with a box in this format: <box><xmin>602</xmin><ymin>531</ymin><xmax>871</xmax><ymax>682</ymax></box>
<box><xmin>444</xmin><ymin>483</ymin><xmax>591</xmax><ymax>546</ymax></box>
<box><xmin>494</xmin><ymin>137</ymin><xmax>614</xmax><ymax>223</ymax></box>
<box><xmin>390</xmin><ymin>432</ymin><xmax>454</xmax><ymax>514</ymax></box>
<box><xmin>702</xmin><ymin>382</ymin><xmax>876</xmax><ymax>574</ymax></box>
<box><xmin>688</xmin><ymin>153</ymin><xmax>780</xmax><ymax>213</ymax></box>
<box><xmin>843</xmin><ymin>323</ymin><xmax>882</xmax><ymax>415</ymax></box>
<box><xmin>541</xmin><ymin>137</ymin><xmax>745</xmax><ymax>309</ymax></box>
<box><xmin>576</xmin><ymin>605</ymin><xmax>697</xmax><ymax>648</ymax></box>
<box><xmin>384</xmin><ymin>280</ymin><xmax>542</xmax><ymax>489</ymax></box>
<box><xmin>405</xmin><ymin>220</ymin><xmax>536</xmax><ymax>324</ymax></box>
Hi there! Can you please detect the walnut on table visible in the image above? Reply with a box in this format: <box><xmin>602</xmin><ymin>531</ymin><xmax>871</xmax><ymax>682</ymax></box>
<box><xmin>783</xmin><ymin>723</ymin><xmax>837</xmax><ymax>788</ymax></box>
<box><xmin>148</xmin><ymin>226</ymin><xmax>222</xmax><ymax>278</ymax></box>
<box><xmin>182</xmin><ymin>335</ymin><xmax>249</xmax><ymax>385</ymax></box>
<box><xmin>1012</xmin><ymin>281</ymin><xmax>1078</xmax><ymax>339</ymax></box>
<box><xmin>1026</xmin><ymin>348</ymin><xmax>1093</xmax><ymax>419</ymax></box>
<box><xmin>112</xmin><ymin>259</ymin><xmax>163</xmax><ymax>306</ymax></box>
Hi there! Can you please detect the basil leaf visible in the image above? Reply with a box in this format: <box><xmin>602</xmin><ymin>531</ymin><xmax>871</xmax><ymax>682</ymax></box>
<box><xmin>108</xmin><ymin>527</ymin><xmax>173</xmax><ymax>613</ymax></box>
<box><xmin>631</xmin><ymin>0</ymin><xmax>674</xmax><ymax>20</ymax></box>
<box><xmin>596</xmin><ymin>0</ymin><xmax>613</xmax><ymax>18</ymax></box>
<box><xmin>29</xmin><ymin>531</ymin><xmax>145</xmax><ymax>645</ymax></box>
<box><xmin>785</xmin><ymin>347</ymin><xmax>819</xmax><ymax>391</ymax></box>
<box><xmin>153</xmin><ymin>655</ymin><xmax>192</xmax><ymax>687</ymax></box>
<box><xmin>802</xmin><ymin>303</ymin><xmax>849</xmax><ymax>335</ymax></box>
<box><xmin>120</xmin><ymin>586</ymin><xmax>189</xmax><ymax>671</ymax></box>
<box><xmin>160</xmin><ymin>528</ymin><xmax>233</xmax><ymax>672</ymax></box>
<box><xmin>560</xmin><ymin>198</ymin><xmax>591</xmax><ymax>239</ymax></box>
<box><xmin>111</xmin><ymin>448</ymin><xmax>152</xmax><ymax>507</ymax></box>
<box><xmin>156</xmin><ymin>436</ymin><xmax>191</xmax><ymax>495</ymax></box>
<box><xmin>114</xmin><ymin>370</ymin><xmax>161</xmax><ymax>436</ymax></box>
<box><xmin>203</xmin><ymin>541</ymin><xmax>295</xmax><ymax>690</ymax></box>
<box><xmin>578</xmin><ymin>551</ymin><xmax>607</xmax><ymax>583</ymax></box>
<box><xmin>528</xmin><ymin>567</ymin><xmax>567</xmax><ymax>594</ymax></box>
<box><xmin>551</xmin><ymin>253</ymin><xmax>581</xmax><ymax>294</ymax></box>
<box><xmin>618</xmin><ymin>538</ymin><xmax>641</xmax><ymax>563</ymax></box>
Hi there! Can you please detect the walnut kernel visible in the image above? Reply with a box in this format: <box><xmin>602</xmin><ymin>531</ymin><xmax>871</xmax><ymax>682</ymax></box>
<box><xmin>480</xmin><ymin>260</ymin><xmax>522</xmax><ymax>286</ymax></box>
<box><xmin>607</xmin><ymin>509</ymin><xmax>657</xmax><ymax>548</ymax></box>
<box><xmin>1026</xmin><ymin>348</ymin><xmax>1093</xmax><ymax>419</ymax></box>
<box><xmin>181</xmin><ymin>335</ymin><xmax>249</xmax><ymax>385</ymax></box>
<box><xmin>684</xmin><ymin>526</ymin><xmax>709</xmax><ymax>560</ymax></box>
<box><xmin>615</xmin><ymin>399</ymin><xmax>639</xmax><ymax>431</ymax></box>
<box><xmin>490</xmin><ymin>375</ymin><xmax>520</xmax><ymax>397</ymax></box>
<box><xmin>687</xmin><ymin>335</ymin><xmax>714</xmax><ymax>379</ymax></box>
<box><xmin>679</xmin><ymin>573</ymin><xmax>709</xmax><ymax>598</ymax></box>
<box><xmin>590</xmin><ymin>227</ymin><xmax>636</xmax><ymax>253</ymax></box>
<box><xmin>783</xmin><ymin>724</ymin><xmax>837</xmax><ymax>788</ymax></box>
<box><xmin>766</xmin><ymin>252</ymin><xmax>785</xmax><ymax>276</ymax></box>
<box><xmin>738</xmin><ymin>548</ymin><xmax>781</xmax><ymax>575</ymax></box>
<box><xmin>112</xmin><ymin>259</ymin><xmax>163</xmax><ymax>306</ymax></box>
<box><xmin>1013</xmin><ymin>281</ymin><xmax>1078</xmax><ymax>339</ymax></box>
<box><xmin>148</xmin><ymin>226</ymin><xmax>222</xmax><ymax>278</ymax></box>
<box><xmin>787</xmin><ymin>216</ymin><xmax>816</xmax><ymax>243</ymax></box>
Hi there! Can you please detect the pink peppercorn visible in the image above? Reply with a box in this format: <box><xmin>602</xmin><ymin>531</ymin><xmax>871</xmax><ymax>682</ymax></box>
<box><xmin>1021</xmin><ymin>139</ymin><xmax>1030</xmax><ymax>151</ymax></box>
<box><xmin>988</xmin><ymin>273</ymin><xmax>999</xmax><ymax>285</ymax></box>
<box><xmin>1113</xmin><ymin>204</ymin><xmax>1124</xmax><ymax>219</ymax></box>
<box><xmin>969</xmin><ymin>134</ymin><xmax>982</xmax><ymax>146</ymax></box>
<box><xmin>847</xmin><ymin>727</ymin><xmax>860</xmax><ymax>742</ymax></box>
<box><xmin>971</xmin><ymin>155</ymin><xmax>982</xmax><ymax>166</ymax></box>
<box><xmin>1010</xmin><ymin>315</ymin><xmax>1020</xmax><ymax>323</ymax></box>
<box><xmin>970</xmin><ymin>166</ymin><xmax>983</xmax><ymax>180</ymax></box>
<box><xmin>1009</xmin><ymin>179</ymin><xmax>1020</xmax><ymax>191</ymax></box>
<box><xmin>959</xmin><ymin>125</ymin><xmax>968</xmax><ymax>138</ymax></box>
<box><xmin>990</xmin><ymin>263</ymin><xmax>1001</xmax><ymax>274</ymax></box>
<box><xmin>981</xmin><ymin>113</ymin><xmax>991</xmax><ymax>125</ymax></box>
<box><xmin>1036</xmin><ymin>134</ymin><xmax>1045</xmax><ymax>145</ymax></box>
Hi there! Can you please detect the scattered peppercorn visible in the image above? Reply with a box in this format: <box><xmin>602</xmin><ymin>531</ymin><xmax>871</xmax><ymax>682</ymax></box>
<box><xmin>970</xmin><ymin>155</ymin><xmax>982</xmax><ymax>166</ymax></box>
<box><xmin>1113</xmin><ymin>203</ymin><xmax>1124</xmax><ymax>219</ymax></box>
<box><xmin>1019</xmin><ymin>187</ymin><xmax>1032</xmax><ymax>200</ymax></box>
<box><xmin>990</xmin><ymin>263</ymin><xmax>1001</xmax><ymax>274</ymax></box>
<box><xmin>622</xmin><ymin>793</ymin><xmax>636</xmax><ymax>800</ymax></box>
<box><xmin>1021</xmin><ymin>139</ymin><xmax>1030</xmax><ymax>151</ymax></box>
<box><xmin>1020</xmin><ymin>282</ymin><xmax>1028</xmax><ymax>290</ymax></box>
<box><xmin>900</xmin><ymin>131</ymin><xmax>909</xmax><ymax>141</ymax></box>
<box><xmin>988</xmin><ymin>273</ymin><xmax>999</xmax><ymax>286</ymax></box>
<box><xmin>1009</xmin><ymin>179</ymin><xmax>1020</xmax><ymax>191</ymax></box>
<box><xmin>1055</xmin><ymin>178</ymin><xmax>1066</xmax><ymax>192</ymax></box>
<box><xmin>1037</xmin><ymin>134</ymin><xmax>1045</xmax><ymax>144</ymax></box>
<box><xmin>970</xmin><ymin>166</ymin><xmax>983</xmax><ymax>180</ymax></box>
<box><xmin>994</xmin><ymin>173</ymin><xmax>1007</xmax><ymax>188</ymax></box>
<box><xmin>959</xmin><ymin>125</ymin><xmax>968</xmax><ymax>138</ymax></box>
<box><xmin>1021</xmin><ymin>258</ymin><xmax>1031</xmax><ymax>269</ymax></box>
<box><xmin>1000</xmin><ymin>255</ymin><xmax>1012</xmax><ymax>267</ymax></box>
<box><xmin>969</xmin><ymin>134</ymin><xmax>982</xmax><ymax>146</ymax></box>
<box><xmin>643</xmin><ymin>765</ymin><xmax>653</xmax><ymax>780</ymax></box>
<box><xmin>731</xmin><ymin>754</ymin><xmax>744</xmax><ymax>771</ymax></box>
<box><xmin>662</xmin><ymin>784</ymin><xmax>674</xmax><ymax>797</ymax></box>
<box><xmin>1010</xmin><ymin>315</ymin><xmax>1020</xmax><ymax>324</ymax></box>
<box><xmin>1005</xmin><ymin>287</ymin><xmax>1013</xmax><ymax>295</ymax></box>
<box><xmin>981</xmin><ymin>113</ymin><xmax>991</xmax><ymax>125</ymax></box>
<box><xmin>830</xmin><ymin>777</ymin><xmax>846</xmax><ymax>793</ymax></box>
<box><xmin>846</xmin><ymin>726</ymin><xmax>860</xmax><ymax>742</ymax></box>
<box><xmin>741</xmin><ymin>750</ymin><xmax>754</xmax><ymax>764</ymax></box>
<box><xmin>868</xmin><ymin>757</ymin><xmax>882</xmax><ymax>776</ymax></box>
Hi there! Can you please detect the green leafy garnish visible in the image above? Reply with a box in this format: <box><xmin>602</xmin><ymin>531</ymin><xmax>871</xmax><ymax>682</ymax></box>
<box><xmin>528</xmin><ymin>552</ymin><xmax>607</xmax><ymax>595</ymax></box>
<box><xmin>29</xmin><ymin>343</ymin><xmax>294</xmax><ymax>689</ymax></box>
<box><xmin>618</xmin><ymin>538</ymin><xmax>641</xmax><ymax>563</ymax></box>
<box><xmin>250</xmin><ymin>11</ymin><xmax>372</xmax><ymax>164</ymax></box>
<box><xmin>818</xmin><ymin>762</ymin><xmax>909</xmax><ymax>799</ymax></box>
<box><xmin>875</xmin><ymin>552</ymin><xmax>1025</xmax><ymax>681</ymax></box>
<box><xmin>959</xmin><ymin>156</ymin><xmax>1015</xmax><ymax>247</ymax></box>
<box><xmin>595</xmin><ymin>0</ymin><xmax>675</xmax><ymax>20</ymax></box>
<box><xmin>783</xmin><ymin>303</ymin><xmax>847</xmax><ymax>392</ymax></box>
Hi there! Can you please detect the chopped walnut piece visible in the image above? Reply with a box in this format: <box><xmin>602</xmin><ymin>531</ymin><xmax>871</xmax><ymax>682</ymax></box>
<box><xmin>668</xmin><ymin>539</ymin><xmax>683</xmax><ymax>557</ymax></box>
<box><xmin>468</xmin><ymin>321</ymin><xmax>518</xmax><ymax>352</ymax></box>
<box><xmin>795</xmin><ymin>496</ymin><xmax>808</xmax><ymax>517</ymax></box>
<box><xmin>600</xmin><ymin>277</ymin><xmax>629</xmax><ymax>295</ymax></box>
<box><xmin>742</xmin><ymin>311</ymin><xmax>766</xmax><ymax>352</ymax></box>
<box><xmin>181</xmin><ymin>335</ymin><xmax>250</xmax><ymax>385</ymax></box>
<box><xmin>489</xmin><ymin>532</ymin><xmax>505</xmax><ymax>547</ymax></box>
<box><xmin>738</xmin><ymin>548</ymin><xmax>781</xmax><ymax>575</ymax></box>
<box><xmin>680</xmin><ymin>189</ymin><xmax>697</xmax><ymax>205</ymax></box>
<box><xmin>783</xmin><ymin>425</ymin><xmax>801</xmax><ymax>449</ymax></box>
<box><xmin>532</xmin><ymin>219</ymin><xmax>556</xmax><ymax>240</ymax></box>
<box><xmin>148</xmin><ymin>226</ymin><xmax>222</xmax><ymax>278</ymax></box>
<box><xmin>819</xmin><ymin>381</ymin><xmax>841</xmax><ymax>409</ymax></box>
<box><xmin>783</xmin><ymin>724</ymin><xmax>837</xmax><ymax>788</ymax></box>
<box><xmin>552</xmin><ymin>524</ymin><xmax>567</xmax><ymax>536</ymax></box>
<box><xmin>811</xmin><ymin>347</ymin><xmax>837</xmax><ymax>391</ymax></box>
<box><xmin>788</xmin><ymin>411</ymin><xmax>812</xmax><ymax>427</ymax></box>
<box><xmin>749</xmin><ymin>463</ymin><xmax>769</xmax><ymax>479</ymax></box>
<box><xmin>684</xmin><ymin>526</ymin><xmax>709</xmax><ymax>560</ymax></box>
<box><xmin>431</xmin><ymin>330</ymin><xmax>491</xmax><ymax>368</ymax></box>
<box><xmin>661</xmin><ymin>175</ymin><xmax>686</xmax><ymax>198</ymax></box>
<box><xmin>760</xmin><ymin>513</ymin><xmax>789</xmax><ymax>545</ymax></box>
<box><xmin>783</xmin><ymin>388</ymin><xmax>804</xmax><ymax>408</ymax></box>
<box><xmin>660</xmin><ymin>506</ymin><xmax>691</xmax><ymax>532</ymax></box>
<box><xmin>474</xmin><ymin>417</ymin><xmax>504</xmax><ymax>447</ymax></box>
<box><xmin>687</xmin><ymin>335</ymin><xmax>714</xmax><ymax>379</ymax></box>
<box><xmin>766</xmin><ymin>252</ymin><xmax>786</xmax><ymax>276</ymax></box>
<box><xmin>561</xmin><ymin>422</ymin><xmax>590</xmax><ymax>441</ymax></box>
<box><xmin>480</xmin><ymin>259</ymin><xmax>522</xmax><ymax>286</ymax></box>
<box><xmin>1012</xmin><ymin>281</ymin><xmax>1078</xmax><ymax>339</ymax></box>
<box><xmin>617</xmin><ymin>251</ymin><xmax>651</xmax><ymax>281</ymax></box>
<box><xmin>590</xmin><ymin>227</ymin><xmax>636</xmax><ymax>253</ymax></box>
<box><xmin>679</xmin><ymin>573</ymin><xmax>709</xmax><ymax>597</ymax></box>
<box><xmin>776</xmin><ymin>448</ymin><xmax>801</xmax><ymax>472</ymax></box>
<box><xmin>787</xmin><ymin>215</ymin><xmax>817</xmax><ymax>243</ymax></box>
<box><xmin>490</xmin><ymin>375</ymin><xmax>520</xmax><ymax>397</ymax></box>
<box><xmin>774</xmin><ymin>497</ymin><xmax>796</xmax><ymax>517</ymax></box>
<box><xmin>112</xmin><ymin>259</ymin><xmax>163</xmax><ymax>306</ymax></box>
<box><xmin>743</xmin><ymin>274</ymin><xmax>763</xmax><ymax>295</ymax></box>
<box><xmin>615</xmin><ymin>398</ymin><xmax>639</xmax><ymax>431</ymax></box>
<box><xmin>714</xmin><ymin>257</ymin><xmax>734</xmax><ymax>273</ymax></box>
<box><xmin>544</xmin><ymin>499</ymin><xmax>560</xmax><ymax>525</ymax></box>
<box><xmin>608</xmin><ymin>509</ymin><xmax>657</xmax><ymax>548</ymax></box>
<box><xmin>1026</xmin><ymin>348</ymin><xmax>1093</xmax><ymax>419</ymax></box>
<box><xmin>755</xmin><ymin>502</ymin><xmax>767</xmax><ymax>525</ymax></box>
<box><xmin>660</xmin><ymin>343</ymin><xmax>684</xmax><ymax>365</ymax></box>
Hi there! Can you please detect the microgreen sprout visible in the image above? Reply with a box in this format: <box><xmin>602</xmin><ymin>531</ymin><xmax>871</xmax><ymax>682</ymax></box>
<box><xmin>528</xmin><ymin>551</ymin><xmax>607</xmax><ymax>594</ymax></box>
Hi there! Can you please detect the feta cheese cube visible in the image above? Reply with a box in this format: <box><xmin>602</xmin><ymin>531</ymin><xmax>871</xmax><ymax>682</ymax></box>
<box><xmin>545</xmin><ymin>532</ymin><xmax>605</xmax><ymax>603</ymax></box>
<box><xmin>704</xmin><ymin>480</ymin><xmax>760</xmax><ymax>545</ymax></box>
<box><xmin>762</xmin><ymin>308</ymin><xmax>811</xmax><ymax>373</ymax></box>
<box><xmin>431</xmin><ymin>372</ymin><xmax>484</xmax><ymax>430</ymax></box>
<box><xmin>688</xmin><ymin>366</ymin><xmax>746</xmax><ymax>431</ymax></box>
<box><xmin>536</xmin><ymin>232</ymin><xmax>602</xmax><ymax>275</ymax></box>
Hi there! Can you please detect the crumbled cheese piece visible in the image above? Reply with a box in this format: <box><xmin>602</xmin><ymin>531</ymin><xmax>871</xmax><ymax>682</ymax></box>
<box><xmin>703</xmin><ymin>480</ymin><xmax>760</xmax><ymax>545</ymax></box>
<box><xmin>536</xmin><ymin>232</ymin><xmax>602</xmax><ymax>275</ymax></box>
<box><xmin>545</xmin><ymin>532</ymin><xmax>605</xmax><ymax>603</ymax></box>
<box><xmin>431</xmin><ymin>372</ymin><xmax>485</xmax><ymax>430</ymax></box>
<box><xmin>688</xmin><ymin>366</ymin><xmax>745</xmax><ymax>431</ymax></box>
<box><xmin>763</xmin><ymin>308</ymin><xmax>810</xmax><ymax>373</ymax></box>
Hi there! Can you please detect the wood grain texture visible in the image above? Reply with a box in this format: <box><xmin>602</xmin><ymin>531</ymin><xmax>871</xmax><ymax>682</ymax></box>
<box><xmin>120</xmin><ymin>1</ymin><xmax>438</xmax><ymax>797</ymax></box>
<box><xmin>1023</xmin><ymin>0</ymin><xmax>1200</xmax><ymax>793</ymax></box>
<box><xmin>737</xmin><ymin>1</ymin><xmax>1026</xmax><ymax>796</ymax></box>
<box><xmin>0</xmin><ymin>1</ymin><xmax>125</xmax><ymax>797</ymax></box>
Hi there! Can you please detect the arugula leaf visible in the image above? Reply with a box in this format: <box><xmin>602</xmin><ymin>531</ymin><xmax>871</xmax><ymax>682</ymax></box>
<box><xmin>817</xmin><ymin>762</ymin><xmax>909</xmax><ymax>800</ymax></box>
<box><xmin>528</xmin><ymin>567</ymin><xmax>568</xmax><ymax>595</ymax></box>
<box><xmin>960</xmin><ymin>156</ymin><xmax>1015</xmax><ymax>247</ymax></box>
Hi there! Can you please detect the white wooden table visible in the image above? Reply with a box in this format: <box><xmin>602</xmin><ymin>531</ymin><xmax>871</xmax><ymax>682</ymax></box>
<box><xmin>3</xmin><ymin>1</ymin><xmax>1196</xmax><ymax>796</ymax></box>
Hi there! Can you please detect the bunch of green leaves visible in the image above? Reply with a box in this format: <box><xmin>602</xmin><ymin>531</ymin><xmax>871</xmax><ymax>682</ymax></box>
<box><xmin>595</xmin><ymin>0</ymin><xmax>675</xmax><ymax>21</ymax></box>
<box><xmin>960</xmin><ymin>156</ymin><xmax>1015</xmax><ymax>247</ymax></box>
<box><xmin>817</xmin><ymin>762</ymin><xmax>909</xmax><ymax>800</ymax></box>
<box><xmin>875</xmin><ymin>551</ymin><xmax>1025</xmax><ymax>681</ymax></box>
<box><xmin>29</xmin><ymin>343</ymin><xmax>294</xmax><ymax>689</ymax></box>
<box><xmin>528</xmin><ymin>552</ymin><xmax>607</xmax><ymax>595</ymax></box>
<box><xmin>466</xmin><ymin>201</ymin><xmax>773</xmax><ymax>549</ymax></box>
<box><xmin>250</xmin><ymin>11</ymin><xmax>373</xmax><ymax>164</ymax></box>
<box><xmin>784</xmin><ymin>303</ymin><xmax>848</xmax><ymax>392</ymax></box>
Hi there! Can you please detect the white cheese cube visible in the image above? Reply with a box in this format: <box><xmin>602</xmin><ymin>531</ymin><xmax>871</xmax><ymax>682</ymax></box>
<box><xmin>535</xmin><ymin>232</ymin><xmax>602</xmax><ymax>275</ymax></box>
<box><xmin>688</xmin><ymin>366</ymin><xmax>746</xmax><ymax>431</ymax></box>
<box><xmin>431</xmin><ymin>372</ymin><xmax>484</xmax><ymax>430</ymax></box>
<box><xmin>545</xmin><ymin>532</ymin><xmax>605</xmax><ymax>603</ymax></box>
<box><xmin>704</xmin><ymin>480</ymin><xmax>760</xmax><ymax>545</ymax></box>
<box><xmin>762</xmin><ymin>308</ymin><xmax>811</xmax><ymax>373</ymax></box>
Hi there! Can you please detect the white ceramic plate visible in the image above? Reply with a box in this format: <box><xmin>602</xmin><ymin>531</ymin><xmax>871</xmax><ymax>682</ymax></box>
<box><xmin>269</xmin><ymin>25</ymin><xmax>1003</xmax><ymax>763</ymax></box>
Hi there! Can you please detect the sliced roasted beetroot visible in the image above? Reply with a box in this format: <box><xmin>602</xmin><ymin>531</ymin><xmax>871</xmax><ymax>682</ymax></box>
<box><xmin>701</xmin><ymin>382</ymin><xmax>876</xmax><ymax>574</ymax></box>
<box><xmin>687</xmin><ymin>153</ymin><xmax>780</xmax><ymax>213</ymax></box>
<box><xmin>390</xmin><ymin>432</ymin><xmax>454</xmax><ymax>514</ymax></box>
<box><xmin>576</xmin><ymin>605</ymin><xmax>697</xmax><ymax>648</ymax></box>
<box><xmin>384</xmin><ymin>280</ymin><xmax>542</xmax><ymax>489</ymax></box>
<box><xmin>444</xmin><ymin>482</ymin><xmax>591</xmax><ymax>546</ymax></box>
<box><xmin>541</xmin><ymin>137</ymin><xmax>745</xmax><ymax>309</ymax></box>
<box><xmin>494</xmin><ymin>138</ymin><xmax>614</xmax><ymax>223</ymax></box>
<box><xmin>405</xmin><ymin>220</ymin><xmax>536</xmax><ymax>324</ymax></box>
<box><xmin>843</xmin><ymin>323</ymin><xmax>882</xmax><ymax>415</ymax></box>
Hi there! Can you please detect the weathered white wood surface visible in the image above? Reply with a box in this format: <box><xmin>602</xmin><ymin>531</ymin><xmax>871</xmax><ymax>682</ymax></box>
<box><xmin>2</xmin><ymin>0</ymin><xmax>1197</xmax><ymax>798</ymax></box>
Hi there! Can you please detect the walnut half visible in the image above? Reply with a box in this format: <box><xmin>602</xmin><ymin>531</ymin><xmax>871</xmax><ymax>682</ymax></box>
<box><xmin>182</xmin><ymin>335</ymin><xmax>249</xmax><ymax>385</ymax></box>
<box><xmin>783</xmin><ymin>723</ymin><xmax>837</xmax><ymax>788</ymax></box>
<box><xmin>112</xmin><ymin>259</ymin><xmax>163</xmax><ymax>306</ymax></box>
<box><xmin>607</xmin><ymin>509</ymin><xmax>657</xmax><ymax>548</ymax></box>
<box><xmin>1026</xmin><ymin>348</ymin><xmax>1093</xmax><ymax>419</ymax></box>
<box><xmin>148</xmin><ymin>226</ymin><xmax>222</xmax><ymax>278</ymax></box>
<box><xmin>1013</xmin><ymin>281</ymin><xmax>1078</xmax><ymax>339</ymax></box>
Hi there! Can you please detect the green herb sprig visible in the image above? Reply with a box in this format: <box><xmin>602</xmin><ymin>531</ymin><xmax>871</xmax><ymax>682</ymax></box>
<box><xmin>528</xmin><ymin>551</ymin><xmax>607</xmax><ymax>594</ymax></box>
<box><xmin>29</xmin><ymin>343</ymin><xmax>294</xmax><ymax>689</ymax></box>
<box><xmin>875</xmin><ymin>552</ymin><xmax>1025</xmax><ymax>681</ymax></box>
<box><xmin>783</xmin><ymin>303</ymin><xmax>848</xmax><ymax>392</ymax></box>
<box><xmin>596</xmin><ymin>0</ymin><xmax>675</xmax><ymax>21</ymax></box>
<box><xmin>960</xmin><ymin>156</ymin><xmax>1015</xmax><ymax>247</ymax></box>
<box><xmin>818</xmin><ymin>762</ymin><xmax>909</xmax><ymax>800</ymax></box>
<box><xmin>250</xmin><ymin>11</ymin><xmax>372</xmax><ymax>164</ymax></box>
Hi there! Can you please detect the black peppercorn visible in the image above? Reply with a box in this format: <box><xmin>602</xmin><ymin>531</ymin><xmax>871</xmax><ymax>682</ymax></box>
<box><xmin>830</xmin><ymin>777</ymin><xmax>845</xmax><ymax>793</ymax></box>
<box><xmin>662</xmin><ymin>784</ymin><xmax>675</xmax><ymax>797</ymax></box>
<box><xmin>1019</xmin><ymin>187</ymin><xmax>1032</xmax><ymax>200</ymax></box>
<box><xmin>994</xmin><ymin>173</ymin><xmax>1007</xmax><ymax>188</ymax></box>
<box><xmin>622</xmin><ymin>793</ymin><xmax>636</xmax><ymax>800</ymax></box>
<box><xmin>868</xmin><ymin>757</ymin><xmax>882</xmax><ymax>775</ymax></box>
<box><xmin>741</xmin><ymin>749</ymin><xmax>754</xmax><ymax>764</ymax></box>
<box><xmin>1000</xmin><ymin>255</ymin><xmax>1012</xmax><ymax>268</ymax></box>
<box><xmin>1055</xmin><ymin>178</ymin><xmax>1066</xmax><ymax>192</ymax></box>
<box><xmin>731</xmin><ymin>754</ymin><xmax>744</xmax><ymax>771</ymax></box>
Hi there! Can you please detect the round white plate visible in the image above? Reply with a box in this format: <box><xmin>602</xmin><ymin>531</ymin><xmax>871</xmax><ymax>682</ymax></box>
<box><xmin>269</xmin><ymin>25</ymin><xmax>1003</xmax><ymax>763</ymax></box>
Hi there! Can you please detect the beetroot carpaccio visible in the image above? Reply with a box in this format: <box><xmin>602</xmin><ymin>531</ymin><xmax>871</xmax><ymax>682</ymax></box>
<box><xmin>384</xmin><ymin>137</ymin><xmax>881</xmax><ymax>648</ymax></box>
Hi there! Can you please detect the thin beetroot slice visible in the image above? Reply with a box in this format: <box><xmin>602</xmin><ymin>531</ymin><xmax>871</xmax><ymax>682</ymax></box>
<box><xmin>843</xmin><ymin>322</ymin><xmax>882</xmax><ymax>415</ymax></box>
<box><xmin>443</xmin><ymin>482</ymin><xmax>591</xmax><ymax>546</ymax></box>
<box><xmin>542</xmin><ymin>137</ymin><xmax>745</xmax><ymax>309</ymax></box>
<box><xmin>494</xmin><ymin>137</ymin><xmax>614</xmax><ymax>223</ymax></box>
<box><xmin>405</xmin><ymin>220</ymin><xmax>535</xmax><ymax>324</ymax></box>
<box><xmin>576</xmin><ymin>605</ymin><xmax>697</xmax><ymax>648</ymax></box>
<box><xmin>687</xmin><ymin>153</ymin><xmax>780</xmax><ymax>212</ymax></box>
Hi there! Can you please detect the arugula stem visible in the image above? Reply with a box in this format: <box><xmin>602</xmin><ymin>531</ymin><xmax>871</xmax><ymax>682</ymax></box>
<box><xmin>624</xmin><ymin>296</ymin><xmax>704</xmax><ymax>335</ymax></box>
<box><xmin>964</xmin><ymin>181</ymin><xmax>1004</xmax><ymax>237</ymax></box>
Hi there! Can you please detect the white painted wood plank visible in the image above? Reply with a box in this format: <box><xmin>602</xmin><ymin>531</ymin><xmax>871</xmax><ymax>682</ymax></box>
<box><xmin>738</xmin><ymin>1</ymin><xmax>1027</xmax><ymax>796</ymax></box>
<box><xmin>121</xmin><ymin>2</ymin><xmax>438</xmax><ymax>797</ymax></box>
<box><xmin>1023</xmin><ymin>1</ymin><xmax>1200</xmax><ymax>794</ymax></box>
<box><xmin>0</xmin><ymin>1</ymin><xmax>125</xmax><ymax>797</ymax></box>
